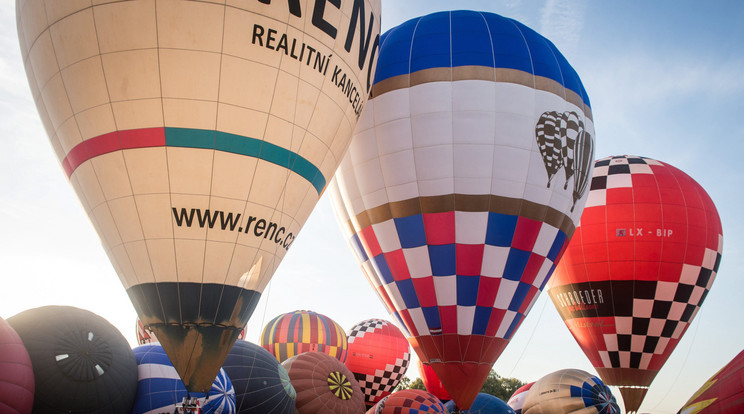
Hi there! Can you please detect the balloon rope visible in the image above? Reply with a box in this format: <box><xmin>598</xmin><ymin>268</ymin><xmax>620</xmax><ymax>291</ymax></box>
<box><xmin>507</xmin><ymin>293</ymin><xmax>549</xmax><ymax>377</ymax></box>
<box><xmin>259</xmin><ymin>279</ymin><xmax>273</xmax><ymax>334</ymax></box>
<box><xmin>647</xmin><ymin>306</ymin><xmax>704</xmax><ymax>413</ymax></box>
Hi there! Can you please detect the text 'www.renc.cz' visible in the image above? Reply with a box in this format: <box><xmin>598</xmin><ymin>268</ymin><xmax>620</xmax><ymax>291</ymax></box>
<box><xmin>171</xmin><ymin>208</ymin><xmax>295</xmax><ymax>251</ymax></box>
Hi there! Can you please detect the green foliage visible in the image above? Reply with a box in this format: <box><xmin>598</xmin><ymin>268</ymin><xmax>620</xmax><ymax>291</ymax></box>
<box><xmin>394</xmin><ymin>376</ymin><xmax>428</xmax><ymax>392</ymax></box>
<box><xmin>395</xmin><ymin>370</ymin><xmax>525</xmax><ymax>404</ymax></box>
<box><xmin>394</xmin><ymin>376</ymin><xmax>411</xmax><ymax>392</ymax></box>
<box><xmin>479</xmin><ymin>370</ymin><xmax>525</xmax><ymax>402</ymax></box>
<box><xmin>409</xmin><ymin>377</ymin><xmax>426</xmax><ymax>390</ymax></box>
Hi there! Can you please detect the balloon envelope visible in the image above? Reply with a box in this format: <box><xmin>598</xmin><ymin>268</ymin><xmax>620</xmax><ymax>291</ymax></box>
<box><xmin>418</xmin><ymin>359</ymin><xmax>452</xmax><ymax>402</ymax></box>
<box><xmin>16</xmin><ymin>0</ymin><xmax>381</xmax><ymax>392</ymax></box>
<box><xmin>261</xmin><ymin>310</ymin><xmax>348</xmax><ymax>363</ymax></box>
<box><xmin>507</xmin><ymin>382</ymin><xmax>534</xmax><ymax>414</ymax></box>
<box><xmin>677</xmin><ymin>349</ymin><xmax>744</xmax><ymax>414</ymax></box>
<box><xmin>332</xmin><ymin>10</ymin><xmax>594</xmax><ymax>409</ymax></box>
<box><xmin>548</xmin><ymin>155</ymin><xmax>723</xmax><ymax>413</ymax></box>
<box><xmin>368</xmin><ymin>389</ymin><xmax>448</xmax><ymax>414</ymax></box>
<box><xmin>221</xmin><ymin>340</ymin><xmax>296</xmax><ymax>414</ymax></box>
<box><xmin>346</xmin><ymin>319</ymin><xmax>411</xmax><ymax>407</ymax></box>
<box><xmin>132</xmin><ymin>344</ymin><xmax>235</xmax><ymax>414</ymax></box>
<box><xmin>0</xmin><ymin>316</ymin><xmax>34</xmax><ymax>414</ymax></box>
<box><xmin>283</xmin><ymin>351</ymin><xmax>365</xmax><ymax>414</ymax></box>
<box><xmin>522</xmin><ymin>369</ymin><xmax>619</xmax><ymax>414</ymax></box>
<box><xmin>8</xmin><ymin>306</ymin><xmax>138</xmax><ymax>414</ymax></box>
<box><xmin>445</xmin><ymin>393</ymin><xmax>516</xmax><ymax>414</ymax></box>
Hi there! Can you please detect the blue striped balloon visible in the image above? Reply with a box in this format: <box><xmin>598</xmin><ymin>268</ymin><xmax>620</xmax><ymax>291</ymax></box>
<box><xmin>133</xmin><ymin>344</ymin><xmax>236</xmax><ymax>414</ymax></box>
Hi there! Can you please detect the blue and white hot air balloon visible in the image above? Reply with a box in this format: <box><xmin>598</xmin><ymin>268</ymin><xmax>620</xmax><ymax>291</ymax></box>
<box><xmin>133</xmin><ymin>344</ymin><xmax>235</xmax><ymax>414</ymax></box>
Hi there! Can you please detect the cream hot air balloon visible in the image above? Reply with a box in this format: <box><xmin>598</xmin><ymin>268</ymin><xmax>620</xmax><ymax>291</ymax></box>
<box><xmin>16</xmin><ymin>0</ymin><xmax>380</xmax><ymax>392</ymax></box>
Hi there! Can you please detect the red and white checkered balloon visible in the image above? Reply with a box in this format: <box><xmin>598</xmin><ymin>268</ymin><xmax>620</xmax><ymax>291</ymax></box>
<box><xmin>548</xmin><ymin>155</ymin><xmax>723</xmax><ymax>414</ymax></box>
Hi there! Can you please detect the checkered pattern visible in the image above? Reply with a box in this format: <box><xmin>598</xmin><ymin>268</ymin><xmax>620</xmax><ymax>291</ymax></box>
<box><xmin>346</xmin><ymin>319</ymin><xmax>412</xmax><ymax>405</ymax></box>
<box><xmin>355</xmin><ymin>354</ymin><xmax>411</xmax><ymax>404</ymax></box>
<box><xmin>597</xmin><ymin>243</ymin><xmax>722</xmax><ymax>371</ymax></box>
<box><xmin>585</xmin><ymin>155</ymin><xmax>661</xmax><ymax>207</ymax></box>
<box><xmin>536</xmin><ymin>111</ymin><xmax>564</xmax><ymax>187</ymax></box>
<box><xmin>348</xmin><ymin>319</ymin><xmax>386</xmax><ymax>343</ymax></box>
<box><xmin>551</xmin><ymin>155</ymin><xmax>724</xmax><ymax>379</ymax></box>
<box><xmin>536</xmin><ymin>111</ymin><xmax>594</xmax><ymax>211</ymax></box>
<box><xmin>571</xmin><ymin>128</ymin><xmax>593</xmax><ymax>211</ymax></box>
<box><xmin>371</xmin><ymin>389</ymin><xmax>448</xmax><ymax>414</ymax></box>
<box><xmin>560</xmin><ymin>111</ymin><xmax>583</xmax><ymax>186</ymax></box>
<box><xmin>351</xmin><ymin>209</ymin><xmax>568</xmax><ymax>342</ymax></box>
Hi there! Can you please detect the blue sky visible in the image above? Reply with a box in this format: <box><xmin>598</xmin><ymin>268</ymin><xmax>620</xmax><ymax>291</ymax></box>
<box><xmin>1</xmin><ymin>1</ymin><xmax>743</xmax><ymax>413</ymax></box>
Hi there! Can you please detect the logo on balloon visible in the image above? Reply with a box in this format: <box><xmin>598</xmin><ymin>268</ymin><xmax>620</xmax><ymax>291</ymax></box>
<box><xmin>535</xmin><ymin>111</ymin><xmax>594</xmax><ymax>211</ymax></box>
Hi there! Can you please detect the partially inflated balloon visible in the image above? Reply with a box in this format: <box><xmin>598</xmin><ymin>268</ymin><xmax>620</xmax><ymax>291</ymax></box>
<box><xmin>418</xmin><ymin>359</ymin><xmax>452</xmax><ymax>402</ymax></box>
<box><xmin>522</xmin><ymin>369</ymin><xmax>619</xmax><ymax>414</ymax></box>
<box><xmin>331</xmin><ymin>10</ymin><xmax>593</xmax><ymax>409</ymax></box>
<box><xmin>346</xmin><ymin>319</ymin><xmax>411</xmax><ymax>407</ymax></box>
<box><xmin>8</xmin><ymin>306</ymin><xmax>138</xmax><ymax>414</ymax></box>
<box><xmin>16</xmin><ymin>0</ymin><xmax>381</xmax><ymax>392</ymax></box>
<box><xmin>283</xmin><ymin>351</ymin><xmax>365</xmax><ymax>414</ymax></box>
<box><xmin>677</xmin><ymin>350</ymin><xmax>744</xmax><ymax>414</ymax></box>
<box><xmin>261</xmin><ymin>310</ymin><xmax>348</xmax><ymax>363</ymax></box>
<box><xmin>368</xmin><ymin>389</ymin><xmax>448</xmax><ymax>414</ymax></box>
<box><xmin>0</xmin><ymin>317</ymin><xmax>34</xmax><ymax>414</ymax></box>
<box><xmin>548</xmin><ymin>155</ymin><xmax>723</xmax><ymax>413</ymax></box>
<box><xmin>222</xmin><ymin>340</ymin><xmax>296</xmax><ymax>414</ymax></box>
<box><xmin>507</xmin><ymin>382</ymin><xmax>534</xmax><ymax>414</ymax></box>
<box><xmin>445</xmin><ymin>393</ymin><xmax>516</xmax><ymax>414</ymax></box>
<box><xmin>132</xmin><ymin>344</ymin><xmax>235</xmax><ymax>414</ymax></box>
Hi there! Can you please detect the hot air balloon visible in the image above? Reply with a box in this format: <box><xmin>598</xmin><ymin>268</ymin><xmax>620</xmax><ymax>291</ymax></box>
<box><xmin>283</xmin><ymin>351</ymin><xmax>365</xmax><ymax>414</ymax></box>
<box><xmin>418</xmin><ymin>359</ymin><xmax>452</xmax><ymax>402</ymax></box>
<box><xmin>521</xmin><ymin>369</ymin><xmax>619</xmax><ymax>414</ymax></box>
<box><xmin>677</xmin><ymin>349</ymin><xmax>744</xmax><ymax>414</ymax></box>
<box><xmin>15</xmin><ymin>0</ymin><xmax>381</xmax><ymax>393</ymax></box>
<box><xmin>221</xmin><ymin>340</ymin><xmax>296</xmax><ymax>414</ymax></box>
<box><xmin>331</xmin><ymin>10</ymin><xmax>594</xmax><ymax>409</ymax></box>
<box><xmin>368</xmin><ymin>389</ymin><xmax>448</xmax><ymax>414</ymax></box>
<box><xmin>8</xmin><ymin>306</ymin><xmax>138</xmax><ymax>414</ymax></box>
<box><xmin>261</xmin><ymin>310</ymin><xmax>348</xmax><ymax>363</ymax></box>
<box><xmin>346</xmin><ymin>319</ymin><xmax>412</xmax><ymax>407</ymax></box>
<box><xmin>0</xmin><ymin>316</ymin><xmax>34</xmax><ymax>414</ymax></box>
<box><xmin>548</xmin><ymin>155</ymin><xmax>723</xmax><ymax>413</ymax></box>
<box><xmin>445</xmin><ymin>393</ymin><xmax>516</xmax><ymax>414</ymax></box>
<box><xmin>132</xmin><ymin>344</ymin><xmax>235</xmax><ymax>414</ymax></box>
<box><xmin>507</xmin><ymin>382</ymin><xmax>534</xmax><ymax>414</ymax></box>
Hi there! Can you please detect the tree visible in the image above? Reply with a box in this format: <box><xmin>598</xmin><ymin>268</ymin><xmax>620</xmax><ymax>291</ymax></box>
<box><xmin>479</xmin><ymin>370</ymin><xmax>525</xmax><ymax>402</ymax></box>
<box><xmin>394</xmin><ymin>376</ymin><xmax>426</xmax><ymax>392</ymax></box>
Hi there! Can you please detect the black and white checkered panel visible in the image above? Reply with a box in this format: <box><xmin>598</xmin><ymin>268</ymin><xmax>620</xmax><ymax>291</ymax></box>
<box><xmin>599</xmin><ymin>241</ymin><xmax>723</xmax><ymax>370</ymax></box>
<box><xmin>585</xmin><ymin>156</ymin><xmax>660</xmax><ymax>208</ymax></box>
<box><xmin>560</xmin><ymin>111</ymin><xmax>582</xmax><ymax>184</ymax></box>
<box><xmin>535</xmin><ymin>111</ymin><xmax>564</xmax><ymax>182</ymax></box>
<box><xmin>348</xmin><ymin>319</ymin><xmax>386</xmax><ymax>344</ymax></box>
<box><xmin>356</xmin><ymin>353</ymin><xmax>411</xmax><ymax>404</ymax></box>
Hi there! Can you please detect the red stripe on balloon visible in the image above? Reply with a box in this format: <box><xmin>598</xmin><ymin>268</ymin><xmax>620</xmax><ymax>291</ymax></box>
<box><xmin>62</xmin><ymin>127</ymin><xmax>166</xmax><ymax>177</ymax></box>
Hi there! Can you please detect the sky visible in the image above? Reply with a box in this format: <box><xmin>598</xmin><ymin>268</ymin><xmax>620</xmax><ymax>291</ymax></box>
<box><xmin>1</xmin><ymin>1</ymin><xmax>743</xmax><ymax>413</ymax></box>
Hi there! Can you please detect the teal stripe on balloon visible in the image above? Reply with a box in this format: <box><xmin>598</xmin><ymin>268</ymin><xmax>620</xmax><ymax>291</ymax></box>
<box><xmin>165</xmin><ymin>127</ymin><xmax>325</xmax><ymax>194</ymax></box>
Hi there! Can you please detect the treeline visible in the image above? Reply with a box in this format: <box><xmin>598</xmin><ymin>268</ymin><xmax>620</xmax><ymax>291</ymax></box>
<box><xmin>395</xmin><ymin>369</ymin><xmax>525</xmax><ymax>402</ymax></box>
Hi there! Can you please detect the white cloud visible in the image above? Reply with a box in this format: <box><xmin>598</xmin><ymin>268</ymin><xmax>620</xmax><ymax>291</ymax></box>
<box><xmin>539</xmin><ymin>0</ymin><xmax>588</xmax><ymax>59</ymax></box>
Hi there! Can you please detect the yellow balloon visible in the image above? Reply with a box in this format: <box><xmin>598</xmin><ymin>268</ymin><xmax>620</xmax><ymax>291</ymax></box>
<box><xmin>16</xmin><ymin>0</ymin><xmax>381</xmax><ymax>392</ymax></box>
